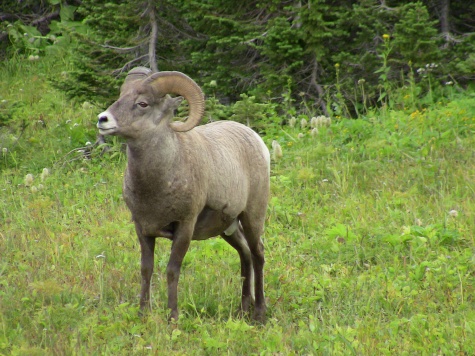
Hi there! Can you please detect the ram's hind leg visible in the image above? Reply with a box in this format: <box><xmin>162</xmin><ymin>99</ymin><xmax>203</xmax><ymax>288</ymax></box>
<box><xmin>222</xmin><ymin>225</ymin><xmax>254</xmax><ymax>315</ymax></box>
<box><xmin>240</xmin><ymin>213</ymin><xmax>266</xmax><ymax>323</ymax></box>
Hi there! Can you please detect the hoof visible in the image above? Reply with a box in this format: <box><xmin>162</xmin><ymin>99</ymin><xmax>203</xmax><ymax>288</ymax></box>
<box><xmin>168</xmin><ymin>310</ymin><xmax>179</xmax><ymax>325</ymax></box>
<box><xmin>138</xmin><ymin>304</ymin><xmax>151</xmax><ymax>318</ymax></box>
<box><xmin>252</xmin><ymin>308</ymin><xmax>267</xmax><ymax>324</ymax></box>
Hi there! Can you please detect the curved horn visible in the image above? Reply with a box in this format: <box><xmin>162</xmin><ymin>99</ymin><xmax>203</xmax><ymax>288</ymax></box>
<box><xmin>121</xmin><ymin>67</ymin><xmax>153</xmax><ymax>93</ymax></box>
<box><xmin>145</xmin><ymin>71</ymin><xmax>205</xmax><ymax>132</ymax></box>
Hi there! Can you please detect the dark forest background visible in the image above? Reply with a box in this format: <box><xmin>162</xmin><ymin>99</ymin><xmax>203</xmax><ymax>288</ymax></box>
<box><xmin>1</xmin><ymin>0</ymin><xmax>474</xmax><ymax>117</ymax></box>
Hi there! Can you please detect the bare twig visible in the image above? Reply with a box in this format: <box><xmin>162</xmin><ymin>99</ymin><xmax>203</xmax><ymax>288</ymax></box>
<box><xmin>243</xmin><ymin>32</ymin><xmax>267</xmax><ymax>45</ymax></box>
<box><xmin>112</xmin><ymin>54</ymin><xmax>149</xmax><ymax>75</ymax></box>
<box><xmin>156</xmin><ymin>16</ymin><xmax>203</xmax><ymax>41</ymax></box>
<box><xmin>0</xmin><ymin>13</ymin><xmax>19</xmax><ymax>22</ymax></box>
<box><xmin>99</xmin><ymin>44</ymin><xmax>143</xmax><ymax>53</ymax></box>
<box><xmin>30</xmin><ymin>11</ymin><xmax>60</xmax><ymax>26</ymax></box>
<box><xmin>377</xmin><ymin>0</ymin><xmax>397</xmax><ymax>12</ymax></box>
<box><xmin>57</xmin><ymin>134</ymin><xmax>113</xmax><ymax>167</ymax></box>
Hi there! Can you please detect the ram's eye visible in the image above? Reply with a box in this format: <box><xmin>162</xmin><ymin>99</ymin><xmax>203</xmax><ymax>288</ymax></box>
<box><xmin>137</xmin><ymin>102</ymin><xmax>148</xmax><ymax>108</ymax></box>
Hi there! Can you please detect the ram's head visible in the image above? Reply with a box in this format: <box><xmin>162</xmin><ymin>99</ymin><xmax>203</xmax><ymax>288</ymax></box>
<box><xmin>97</xmin><ymin>67</ymin><xmax>205</xmax><ymax>138</ymax></box>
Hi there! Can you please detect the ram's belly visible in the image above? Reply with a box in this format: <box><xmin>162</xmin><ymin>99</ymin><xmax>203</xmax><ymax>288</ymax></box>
<box><xmin>192</xmin><ymin>206</ymin><xmax>237</xmax><ymax>240</ymax></box>
<box><xmin>129</xmin><ymin>204</ymin><xmax>238</xmax><ymax>240</ymax></box>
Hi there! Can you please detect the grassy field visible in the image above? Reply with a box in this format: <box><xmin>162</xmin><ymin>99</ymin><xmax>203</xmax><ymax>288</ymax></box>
<box><xmin>1</xmin><ymin>56</ymin><xmax>475</xmax><ymax>355</ymax></box>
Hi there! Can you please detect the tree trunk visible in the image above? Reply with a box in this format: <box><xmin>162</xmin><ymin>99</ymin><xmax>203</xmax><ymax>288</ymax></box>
<box><xmin>440</xmin><ymin>0</ymin><xmax>450</xmax><ymax>43</ymax></box>
<box><xmin>310</xmin><ymin>57</ymin><xmax>329</xmax><ymax>116</ymax></box>
<box><xmin>148</xmin><ymin>2</ymin><xmax>158</xmax><ymax>72</ymax></box>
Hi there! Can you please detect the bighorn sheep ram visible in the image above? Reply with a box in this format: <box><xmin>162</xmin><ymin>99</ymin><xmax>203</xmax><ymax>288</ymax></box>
<box><xmin>97</xmin><ymin>67</ymin><xmax>270</xmax><ymax>322</ymax></box>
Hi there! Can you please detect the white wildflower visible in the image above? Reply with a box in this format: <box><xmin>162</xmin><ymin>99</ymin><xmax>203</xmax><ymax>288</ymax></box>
<box><xmin>449</xmin><ymin>210</ymin><xmax>458</xmax><ymax>218</ymax></box>
<box><xmin>322</xmin><ymin>116</ymin><xmax>332</xmax><ymax>127</ymax></box>
<box><xmin>300</xmin><ymin>118</ymin><xmax>308</xmax><ymax>129</ymax></box>
<box><xmin>297</xmin><ymin>133</ymin><xmax>305</xmax><ymax>139</ymax></box>
<box><xmin>311</xmin><ymin>115</ymin><xmax>332</xmax><ymax>128</ymax></box>
<box><xmin>288</xmin><ymin>117</ymin><xmax>297</xmax><ymax>128</ymax></box>
<box><xmin>322</xmin><ymin>116</ymin><xmax>327</xmax><ymax>125</ymax></box>
<box><xmin>31</xmin><ymin>186</ymin><xmax>38</xmax><ymax>193</ymax></box>
<box><xmin>2</xmin><ymin>147</ymin><xmax>7</xmax><ymax>155</ymax></box>
<box><xmin>310</xmin><ymin>117</ymin><xmax>318</xmax><ymax>128</ymax></box>
<box><xmin>25</xmin><ymin>174</ymin><xmax>34</xmax><ymax>186</ymax></box>
<box><xmin>41</xmin><ymin>168</ymin><xmax>50</xmax><ymax>181</ymax></box>
<box><xmin>271</xmin><ymin>140</ymin><xmax>283</xmax><ymax>161</ymax></box>
<box><xmin>310</xmin><ymin>128</ymin><xmax>319</xmax><ymax>137</ymax></box>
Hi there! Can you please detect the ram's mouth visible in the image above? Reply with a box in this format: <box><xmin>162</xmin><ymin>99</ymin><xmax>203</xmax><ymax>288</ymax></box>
<box><xmin>98</xmin><ymin>126</ymin><xmax>117</xmax><ymax>135</ymax></box>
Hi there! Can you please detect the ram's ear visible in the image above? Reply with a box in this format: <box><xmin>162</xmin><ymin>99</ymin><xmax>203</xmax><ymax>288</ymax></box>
<box><xmin>170</xmin><ymin>96</ymin><xmax>184</xmax><ymax>111</ymax></box>
<box><xmin>161</xmin><ymin>95</ymin><xmax>184</xmax><ymax>112</ymax></box>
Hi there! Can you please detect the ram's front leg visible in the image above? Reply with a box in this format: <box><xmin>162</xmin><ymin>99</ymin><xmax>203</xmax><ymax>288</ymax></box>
<box><xmin>137</xmin><ymin>227</ymin><xmax>156</xmax><ymax>312</ymax></box>
<box><xmin>166</xmin><ymin>221</ymin><xmax>193</xmax><ymax>322</ymax></box>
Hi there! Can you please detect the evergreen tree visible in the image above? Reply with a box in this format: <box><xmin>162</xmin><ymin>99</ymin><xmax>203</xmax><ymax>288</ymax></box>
<box><xmin>3</xmin><ymin>0</ymin><xmax>474</xmax><ymax>112</ymax></box>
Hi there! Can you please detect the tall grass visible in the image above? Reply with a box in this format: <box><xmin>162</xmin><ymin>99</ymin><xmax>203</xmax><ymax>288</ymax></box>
<box><xmin>1</xmin><ymin>55</ymin><xmax>475</xmax><ymax>354</ymax></box>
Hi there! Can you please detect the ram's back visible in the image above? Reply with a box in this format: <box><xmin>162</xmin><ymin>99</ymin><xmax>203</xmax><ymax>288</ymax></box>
<box><xmin>195</xmin><ymin>120</ymin><xmax>270</xmax><ymax>185</ymax></box>
<box><xmin>187</xmin><ymin>120</ymin><xmax>270</xmax><ymax>238</ymax></box>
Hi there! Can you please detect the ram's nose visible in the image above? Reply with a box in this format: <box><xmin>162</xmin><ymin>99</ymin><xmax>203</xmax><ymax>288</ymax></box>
<box><xmin>98</xmin><ymin>115</ymin><xmax>108</xmax><ymax>123</ymax></box>
<box><xmin>97</xmin><ymin>111</ymin><xmax>111</xmax><ymax>125</ymax></box>
<box><xmin>96</xmin><ymin>111</ymin><xmax>118</xmax><ymax>133</ymax></box>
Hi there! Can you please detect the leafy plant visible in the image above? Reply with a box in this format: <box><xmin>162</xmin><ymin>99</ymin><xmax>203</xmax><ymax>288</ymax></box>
<box><xmin>2</xmin><ymin>9</ymin><xmax>475</xmax><ymax>355</ymax></box>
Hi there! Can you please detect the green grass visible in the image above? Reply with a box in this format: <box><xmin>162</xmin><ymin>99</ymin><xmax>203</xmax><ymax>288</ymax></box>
<box><xmin>1</xmin><ymin>55</ymin><xmax>475</xmax><ymax>355</ymax></box>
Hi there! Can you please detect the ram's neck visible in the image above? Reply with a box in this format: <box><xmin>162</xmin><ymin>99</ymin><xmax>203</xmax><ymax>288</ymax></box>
<box><xmin>125</xmin><ymin>129</ymin><xmax>179</xmax><ymax>189</ymax></box>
